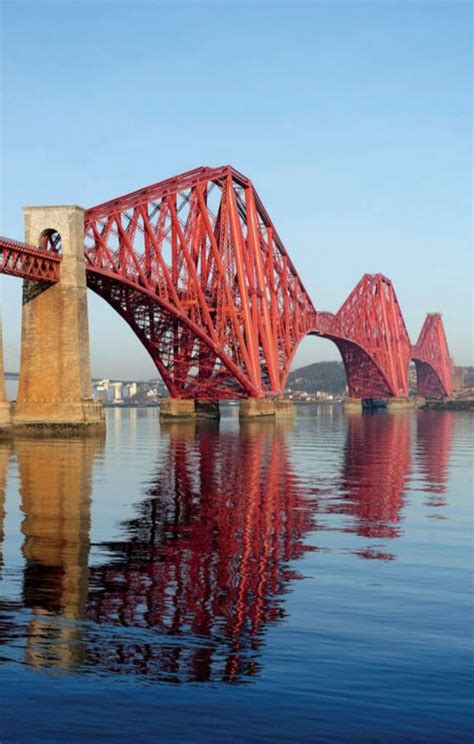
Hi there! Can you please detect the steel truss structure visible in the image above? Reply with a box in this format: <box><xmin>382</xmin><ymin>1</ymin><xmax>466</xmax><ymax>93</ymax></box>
<box><xmin>412</xmin><ymin>314</ymin><xmax>453</xmax><ymax>398</ymax></box>
<box><xmin>84</xmin><ymin>166</ymin><xmax>452</xmax><ymax>398</ymax></box>
<box><xmin>0</xmin><ymin>235</ymin><xmax>61</xmax><ymax>283</ymax></box>
<box><xmin>0</xmin><ymin>165</ymin><xmax>454</xmax><ymax>399</ymax></box>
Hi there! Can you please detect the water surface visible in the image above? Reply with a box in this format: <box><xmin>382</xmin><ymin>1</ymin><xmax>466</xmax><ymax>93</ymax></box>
<box><xmin>0</xmin><ymin>406</ymin><xmax>472</xmax><ymax>742</ymax></box>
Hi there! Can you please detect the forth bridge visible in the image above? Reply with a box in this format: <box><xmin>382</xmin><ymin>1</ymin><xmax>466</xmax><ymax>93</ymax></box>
<box><xmin>0</xmin><ymin>165</ymin><xmax>453</xmax><ymax>429</ymax></box>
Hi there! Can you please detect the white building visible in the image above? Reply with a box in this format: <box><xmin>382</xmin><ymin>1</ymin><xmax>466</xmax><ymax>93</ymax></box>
<box><xmin>110</xmin><ymin>382</ymin><xmax>123</xmax><ymax>403</ymax></box>
<box><xmin>125</xmin><ymin>382</ymin><xmax>138</xmax><ymax>399</ymax></box>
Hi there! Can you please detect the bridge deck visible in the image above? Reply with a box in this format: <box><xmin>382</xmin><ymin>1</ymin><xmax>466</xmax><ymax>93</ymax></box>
<box><xmin>0</xmin><ymin>235</ymin><xmax>61</xmax><ymax>283</ymax></box>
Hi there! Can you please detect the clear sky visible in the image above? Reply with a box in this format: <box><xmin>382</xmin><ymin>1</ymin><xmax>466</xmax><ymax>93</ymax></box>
<box><xmin>1</xmin><ymin>0</ymin><xmax>472</xmax><ymax>379</ymax></box>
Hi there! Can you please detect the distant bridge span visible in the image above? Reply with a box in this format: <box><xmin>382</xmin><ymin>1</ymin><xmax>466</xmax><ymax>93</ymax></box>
<box><xmin>0</xmin><ymin>165</ymin><xmax>453</xmax><ymax>399</ymax></box>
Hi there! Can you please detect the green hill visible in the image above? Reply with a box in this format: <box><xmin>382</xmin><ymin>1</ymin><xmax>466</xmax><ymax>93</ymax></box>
<box><xmin>286</xmin><ymin>361</ymin><xmax>347</xmax><ymax>395</ymax></box>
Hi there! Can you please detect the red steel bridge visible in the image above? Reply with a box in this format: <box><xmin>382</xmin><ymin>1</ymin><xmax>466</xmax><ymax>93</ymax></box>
<box><xmin>0</xmin><ymin>165</ymin><xmax>453</xmax><ymax>399</ymax></box>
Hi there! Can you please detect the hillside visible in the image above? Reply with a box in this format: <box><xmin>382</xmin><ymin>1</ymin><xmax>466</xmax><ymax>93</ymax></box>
<box><xmin>463</xmin><ymin>367</ymin><xmax>474</xmax><ymax>387</ymax></box>
<box><xmin>286</xmin><ymin>361</ymin><xmax>347</xmax><ymax>395</ymax></box>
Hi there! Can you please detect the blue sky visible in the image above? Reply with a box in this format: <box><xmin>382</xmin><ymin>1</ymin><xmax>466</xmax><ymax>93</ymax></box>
<box><xmin>1</xmin><ymin>0</ymin><xmax>472</xmax><ymax>378</ymax></box>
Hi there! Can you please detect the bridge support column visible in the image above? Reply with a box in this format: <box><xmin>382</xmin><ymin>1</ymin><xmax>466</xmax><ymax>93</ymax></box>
<box><xmin>159</xmin><ymin>398</ymin><xmax>195</xmax><ymax>420</ymax></box>
<box><xmin>343</xmin><ymin>397</ymin><xmax>362</xmax><ymax>412</ymax></box>
<box><xmin>239</xmin><ymin>398</ymin><xmax>275</xmax><ymax>419</ymax></box>
<box><xmin>386</xmin><ymin>397</ymin><xmax>417</xmax><ymax>410</ymax></box>
<box><xmin>14</xmin><ymin>206</ymin><xmax>104</xmax><ymax>430</ymax></box>
<box><xmin>274</xmin><ymin>398</ymin><xmax>295</xmax><ymax>418</ymax></box>
<box><xmin>0</xmin><ymin>322</ymin><xmax>12</xmax><ymax>431</ymax></box>
<box><xmin>195</xmin><ymin>400</ymin><xmax>220</xmax><ymax>419</ymax></box>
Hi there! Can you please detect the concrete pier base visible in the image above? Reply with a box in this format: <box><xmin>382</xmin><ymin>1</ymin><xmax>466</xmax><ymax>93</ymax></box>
<box><xmin>195</xmin><ymin>400</ymin><xmax>220</xmax><ymax>419</ymax></box>
<box><xmin>159</xmin><ymin>398</ymin><xmax>195</xmax><ymax>420</ymax></box>
<box><xmin>274</xmin><ymin>398</ymin><xmax>295</xmax><ymax>418</ymax></box>
<box><xmin>386</xmin><ymin>397</ymin><xmax>417</xmax><ymax>410</ymax></box>
<box><xmin>0</xmin><ymin>402</ymin><xmax>12</xmax><ymax>432</ymax></box>
<box><xmin>13</xmin><ymin>401</ymin><xmax>104</xmax><ymax>433</ymax></box>
<box><xmin>14</xmin><ymin>205</ymin><xmax>104</xmax><ymax>431</ymax></box>
<box><xmin>343</xmin><ymin>397</ymin><xmax>362</xmax><ymax>412</ymax></box>
<box><xmin>239</xmin><ymin>398</ymin><xmax>275</xmax><ymax>419</ymax></box>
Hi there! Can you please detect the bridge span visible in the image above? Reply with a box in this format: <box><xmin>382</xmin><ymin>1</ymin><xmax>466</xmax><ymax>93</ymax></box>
<box><xmin>0</xmin><ymin>165</ymin><xmax>453</xmax><ymax>428</ymax></box>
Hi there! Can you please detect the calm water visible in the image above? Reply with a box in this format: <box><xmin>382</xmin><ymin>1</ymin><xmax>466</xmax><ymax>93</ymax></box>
<box><xmin>0</xmin><ymin>406</ymin><xmax>472</xmax><ymax>743</ymax></box>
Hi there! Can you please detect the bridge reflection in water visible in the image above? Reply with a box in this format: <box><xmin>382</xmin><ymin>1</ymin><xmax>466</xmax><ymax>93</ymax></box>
<box><xmin>86</xmin><ymin>419</ymin><xmax>312</xmax><ymax>682</ymax></box>
<box><xmin>416</xmin><ymin>410</ymin><xmax>454</xmax><ymax>504</ymax></box>
<box><xmin>0</xmin><ymin>409</ymin><xmax>453</xmax><ymax>683</ymax></box>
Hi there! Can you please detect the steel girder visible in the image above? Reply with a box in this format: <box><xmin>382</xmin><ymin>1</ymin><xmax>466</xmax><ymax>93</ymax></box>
<box><xmin>0</xmin><ymin>166</ymin><xmax>454</xmax><ymax>400</ymax></box>
<box><xmin>0</xmin><ymin>235</ymin><xmax>61</xmax><ymax>283</ymax></box>
<box><xmin>412</xmin><ymin>314</ymin><xmax>453</xmax><ymax>398</ymax></box>
<box><xmin>83</xmin><ymin>166</ymin><xmax>423</xmax><ymax>399</ymax></box>
<box><xmin>334</xmin><ymin>274</ymin><xmax>412</xmax><ymax>398</ymax></box>
<box><xmin>84</xmin><ymin>166</ymin><xmax>317</xmax><ymax>399</ymax></box>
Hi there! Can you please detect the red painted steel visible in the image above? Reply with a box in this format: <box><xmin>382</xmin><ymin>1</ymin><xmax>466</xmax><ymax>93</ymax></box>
<box><xmin>0</xmin><ymin>166</ymin><xmax>454</xmax><ymax>399</ymax></box>
<box><xmin>84</xmin><ymin>166</ymin><xmax>317</xmax><ymax>399</ymax></box>
<box><xmin>0</xmin><ymin>235</ymin><xmax>61</xmax><ymax>283</ymax></box>
<box><xmin>82</xmin><ymin>165</ymin><xmax>427</xmax><ymax>399</ymax></box>
<box><xmin>310</xmin><ymin>274</ymin><xmax>412</xmax><ymax>398</ymax></box>
<box><xmin>412</xmin><ymin>314</ymin><xmax>453</xmax><ymax>398</ymax></box>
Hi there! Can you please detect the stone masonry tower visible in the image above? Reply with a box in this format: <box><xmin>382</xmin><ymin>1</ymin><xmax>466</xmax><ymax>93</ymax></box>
<box><xmin>14</xmin><ymin>206</ymin><xmax>104</xmax><ymax>428</ymax></box>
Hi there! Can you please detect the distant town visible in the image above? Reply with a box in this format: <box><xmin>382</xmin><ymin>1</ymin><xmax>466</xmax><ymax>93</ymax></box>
<box><xmin>6</xmin><ymin>361</ymin><xmax>474</xmax><ymax>406</ymax></box>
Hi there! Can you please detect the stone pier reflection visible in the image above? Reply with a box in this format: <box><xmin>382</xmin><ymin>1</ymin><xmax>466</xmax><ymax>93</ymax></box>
<box><xmin>18</xmin><ymin>435</ymin><xmax>103</xmax><ymax>670</ymax></box>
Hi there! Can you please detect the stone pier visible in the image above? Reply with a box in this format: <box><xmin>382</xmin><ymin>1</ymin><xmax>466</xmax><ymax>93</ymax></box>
<box><xmin>386</xmin><ymin>397</ymin><xmax>418</xmax><ymax>410</ymax></box>
<box><xmin>159</xmin><ymin>398</ymin><xmax>195</xmax><ymax>420</ymax></box>
<box><xmin>14</xmin><ymin>206</ymin><xmax>104</xmax><ymax>430</ymax></box>
<box><xmin>0</xmin><ymin>322</ymin><xmax>12</xmax><ymax>431</ymax></box>
<box><xmin>343</xmin><ymin>397</ymin><xmax>362</xmax><ymax>412</ymax></box>
<box><xmin>274</xmin><ymin>398</ymin><xmax>295</xmax><ymax>418</ymax></box>
<box><xmin>239</xmin><ymin>398</ymin><xmax>275</xmax><ymax>419</ymax></box>
<box><xmin>195</xmin><ymin>400</ymin><xmax>220</xmax><ymax>419</ymax></box>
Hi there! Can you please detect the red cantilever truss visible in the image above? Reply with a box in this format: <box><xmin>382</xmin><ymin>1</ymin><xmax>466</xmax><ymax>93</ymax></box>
<box><xmin>0</xmin><ymin>235</ymin><xmax>61</xmax><ymax>283</ymax></box>
<box><xmin>312</xmin><ymin>274</ymin><xmax>412</xmax><ymax>398</ymax></box>
<box><xmin>0</xmin><ymin>165</ymin><xmax>454</xmax><ymax>399</ymax></box>
<box><xmin>84</xmin><ymin>166</ymin><xmax>317</xmax><ymax>399</ymax></box>
<box><xmin>83</xmin><ymin>165</ymin><xmax>432</xmax><ymax>399</ymax></box>
<box><xmin>412</xmin><ymin>314</ymin><xmax>453</xmax><ymax>398</ymax></box>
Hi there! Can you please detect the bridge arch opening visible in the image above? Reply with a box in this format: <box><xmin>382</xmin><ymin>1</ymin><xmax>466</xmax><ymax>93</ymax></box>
<box><xmin>286</xmin><ymin>335</ymin><xmax>347</xmax><ymax>396</ymax></box>
<box><xmin>286</xmin><ymin>332</ymin><xmax>394</xmax><ymax>400</ymax></box>
<box><xmin>39</xmin><ymin>228</ymin><xmax>62</xmax><ymax>253</ymax></box>
<box><xmin>412</xmin><ymin>359</ymin><xmax>447</xmax><ymax>399</ymax></box>
<box><xmin>86</xmin><ymin>273</ymin><xmax>251</xmax><ymax>400</ymax></box>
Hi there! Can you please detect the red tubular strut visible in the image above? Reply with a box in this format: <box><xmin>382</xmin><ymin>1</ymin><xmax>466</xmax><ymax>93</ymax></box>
<box><xmin>0</xmin><ymin>167</ymin><xmax>453</xmax><ymax>399</ymax></box>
